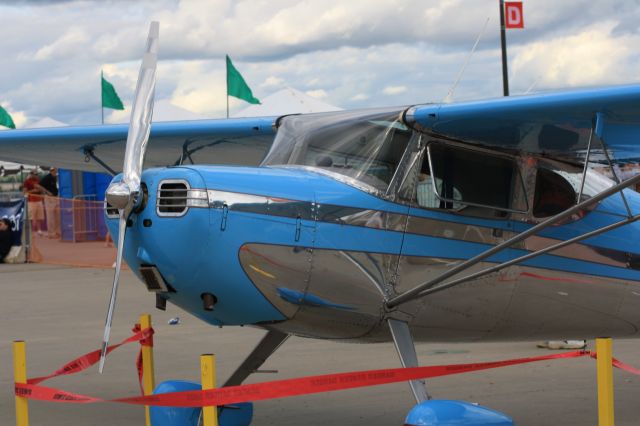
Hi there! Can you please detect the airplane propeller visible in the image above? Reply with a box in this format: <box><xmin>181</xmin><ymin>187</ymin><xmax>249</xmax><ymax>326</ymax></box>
<box><xmin>99</xmin><ymin>21</ymin><xmax>159</xmax><ymax>373</ymax></box>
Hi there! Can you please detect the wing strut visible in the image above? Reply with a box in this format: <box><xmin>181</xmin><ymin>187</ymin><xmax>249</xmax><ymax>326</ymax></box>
<box><xmin>400</xmin><ymin>213</ymin><xmax>640</xmax><ymax>300</ymax></box>
<box><xmin>386</xmin><ymin>171</ymin><xmax>640</xmax><ymax>309</ymax></box>
<box><xmin>577</xmin><ymin>121</ymin><xmax>595</xmax><ymax>203</ymax></box>
<box><xmin>578</xmin><ymin>112</ymin><xmax>632</xmax><ymax>218</ymax></box>
<box><xmin>599</xmin><ymin>144</ymin><xmax>634</xmax><ymax>218</ymax></box>
<box><xmin>83</xmin><ymin>147</ymin><xmax>117</xmax><ymax>176</ymax></box>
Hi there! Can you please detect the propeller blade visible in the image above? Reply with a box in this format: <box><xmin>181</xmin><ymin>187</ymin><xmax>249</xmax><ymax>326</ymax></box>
<box><xmin>122</xmin><ymin>21</ymin><xmax>159</xmax><ymax>197</ymax></box>
<box><xmin>98</xmin><ymin>211</ymin><xmax>127</xmax><ymax>373</ymax></box>
<box><xmin>100</xmin><ymin>21</ymin><xmax>159</xmax><ymax>373</ymax></box>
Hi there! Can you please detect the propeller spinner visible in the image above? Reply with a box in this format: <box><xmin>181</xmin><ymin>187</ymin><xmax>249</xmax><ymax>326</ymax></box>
<box><xmin>100</xmin><ymin>21</ymin><xmax>159</xmax><ymax>373</ymax></box>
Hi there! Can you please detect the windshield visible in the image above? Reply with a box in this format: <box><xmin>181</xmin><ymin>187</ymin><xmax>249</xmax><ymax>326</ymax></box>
<box><xmin>261</xmin><ymin>108</ymin><xmax>412</xmax><ymax>192</ymax></box>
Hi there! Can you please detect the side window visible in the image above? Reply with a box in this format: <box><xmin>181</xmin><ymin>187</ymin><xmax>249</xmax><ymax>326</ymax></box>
<box><xmin>415</xmin><ymin>158</ymin><xmax>463</xmax><ymax>209</ymax></box>
<box><xmin>425</xmin><ymin>143</ymin><xmax>524</xmax><ymax>213</ymax></box>
<box><xmin>533</xmin><ymin>168</ymin><xmax>576</xmax><ymax>218</ymax></box>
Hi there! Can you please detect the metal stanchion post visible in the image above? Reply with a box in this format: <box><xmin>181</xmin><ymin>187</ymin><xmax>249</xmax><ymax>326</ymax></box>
<box><xmin>23</xmin><ymin>196</ymin><xmax>31</xmax><ymax>262</ymax></box>
<box><xmin>201</xmin><ymin>354</ymin><xmax>218</xmax><ymax>426</ymax></box>
<box><xmin>13</xmin><ymin>340</ymin><xmax>29</xmax><ymax>426</ymax></box>
<box><xmin>140</xmin><ymin>314</ymin><xmax>155</xmax><ymax>426</ymax></box>
<box><xmin>596</xmin><ymin>337</ymin><xmax>614</xmax><ymax>426</ymax></box>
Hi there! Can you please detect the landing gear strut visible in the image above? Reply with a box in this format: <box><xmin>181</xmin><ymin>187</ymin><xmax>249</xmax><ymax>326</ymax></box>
<box><xmin>224</xmin><ymin>329</ymin><xmax>289</xmax><ymax>387</ymax></box>
<box><xmin>388</xmin><ymin>319</ymin><xmax>430</xmax><ymax>402</ymax></box>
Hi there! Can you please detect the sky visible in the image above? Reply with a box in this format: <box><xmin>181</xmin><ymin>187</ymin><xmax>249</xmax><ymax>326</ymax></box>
<box><xmin>0</xmin><ymin>0</ymin><xmax>639</xmax><ymax>127</ymax></box>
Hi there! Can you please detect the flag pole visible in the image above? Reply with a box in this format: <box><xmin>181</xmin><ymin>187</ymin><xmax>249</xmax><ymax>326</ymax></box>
<box><xmin>499</xmin><ymin>0</ymin><xmax>509</xmax><ymax>96</ymax></box>
<box><xmin>101</xmin><ymin>70</ymin><xmax>104</xmax><ymax>124</ymax></box>
<box><xmin>226</xmin><ymin>57</ymin><xmax>229</xmax><ymax>119</ymax></box>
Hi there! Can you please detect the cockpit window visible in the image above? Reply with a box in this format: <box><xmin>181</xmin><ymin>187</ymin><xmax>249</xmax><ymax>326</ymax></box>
<box><xmin>425</xmin><ymin>143</ymin><xmax>526</xmax><ymax>213</ymax></box>
<box><xmin>533</xmin><ymin>168</ymin><xmax>576</xmax><ymax>218</ymax></box>
<box><xmin>531</xmin><ymin>165</ymin><xmax>614</xmax><ymax>218</ymax></box>
<box><xmin>261</xmin><ymin>108</ymin><xmax>411</xmax><ymax>192</ymax></box>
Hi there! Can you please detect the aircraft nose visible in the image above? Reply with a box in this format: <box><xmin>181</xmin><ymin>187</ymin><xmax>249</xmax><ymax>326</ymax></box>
<box><xmin>105</xmin><ymin>167</ymin><xmax>286</xmax><ymax>326</ymax></box>
<box><xmin>120</xmin><ymin>168</ymin><xmax>210</xmax><ymax>281</ymax></box>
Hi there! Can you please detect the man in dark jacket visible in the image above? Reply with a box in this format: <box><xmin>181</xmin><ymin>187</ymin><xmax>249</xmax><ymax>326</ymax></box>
<box><xmin>0</xmin><ymin>218</ymin><xmax>12</xmax><ymax>262</ymax></box>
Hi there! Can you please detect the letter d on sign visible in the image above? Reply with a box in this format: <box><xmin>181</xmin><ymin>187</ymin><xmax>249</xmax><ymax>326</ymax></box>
<box><xmin>505</xmin><ymin>2</ymin><xmax>524</xmax><ymax>29</ymax></box>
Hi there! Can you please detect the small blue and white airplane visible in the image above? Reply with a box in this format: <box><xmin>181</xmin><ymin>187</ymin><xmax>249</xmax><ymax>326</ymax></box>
<box><xmin>2</xmin><ymin>22</ymin><xmax>640</xmax><ymax>422</ymax></box>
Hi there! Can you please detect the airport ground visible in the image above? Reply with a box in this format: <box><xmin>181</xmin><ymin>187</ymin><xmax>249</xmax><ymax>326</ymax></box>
<box><xmin>1</xmin><ymin>263</ymin><xmax>639</xmax><ymax>425</ymax></box>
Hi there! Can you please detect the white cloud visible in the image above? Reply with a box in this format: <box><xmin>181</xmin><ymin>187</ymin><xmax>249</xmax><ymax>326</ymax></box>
<box><xmin>168</xmin><ymin>62</ymin><xmax>229</xmax><ymax>117</ymax></box>
<box><xmin>351</xmin><ymin>93</ymin><xmax>369</xmax><ymax>101</ymax></box>
<box><xmin>512</xmin><ymin>22</ymin><xmax>638</xmax><ymax>88</ymax></box>
<box><xmin>261</xmin><ymin>76</ymin><xmax>285</xmax><ymax>88</ymax></box>
<box><xmin>306</xmin><ymin>89</ymin><xmax>328</xmax><ymax>99</ymax></box>
<box><xmin>0</xmin><ymin>0</ymin><xmax>637</xmax><ymax>125</ymax></box>
<box><xmin>9</xmin><ymin>112</ymin><xmax>27</xmax><ymax>129</ymax></box>
<box><xmin>33</xmin><ymin>27</ymin><xmax>90</xmax><ymax>61</ymax></box>
<box><xmin>383</xmin><ymin>86</ymin><xmax>407</xmax><ymax>95</ymax></box>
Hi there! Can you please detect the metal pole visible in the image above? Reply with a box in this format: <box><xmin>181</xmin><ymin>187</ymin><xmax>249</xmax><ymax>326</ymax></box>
<box><xmin>596</xmin><ymin>338</ymin><xmax>614</xmax><ymax>426</ymax></box>
<box><xmin>23</xmin><ymin>196</ymin><xmax>31</xmax><ymax>262</ymax></box>
<box><xmin>387</xmin><ymin>171</ymin><xmax>640</xmax><ymax>308</ymax></box>
<box><xmin>226</xmin><ymin>58</ymin><xmax>229</xmax><ymax>119</ymax></box>
<box><xmin>499</xmin><ymin>0</ymin><xmax>509</xmax><ymax>96</ymax></box>
<box><xmin>13</xmin><ymin>340</ymin><xmax>29</xmax><ymax>426</ymax></box>
<box><xmin>416</xmin><ymin>214</ymin><xmax>640</xmax><ymax>298</ymax></box>
<box><xmin>101</xmin><ymin>70</ymin><xmax>104</xmax><ymax>125</ymax></box>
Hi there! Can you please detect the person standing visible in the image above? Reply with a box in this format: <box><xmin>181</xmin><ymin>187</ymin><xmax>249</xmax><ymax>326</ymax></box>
<box><xmin>40</xmin><ymin>167</ymin><xmax>60</xmax><ymax>238</ymax></box>
<box><xmin>23</xmin><ymin>170</ymin><xmax>46</xmax><ymax>235</ymax></box>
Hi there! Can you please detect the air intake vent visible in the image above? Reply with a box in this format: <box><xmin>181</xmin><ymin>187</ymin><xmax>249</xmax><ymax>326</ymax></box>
<box><xmin>105</xmin><ymin>201</ymin><xmax>119</xmax><ymax>218</ymax></box>
<box><xmin>157</xmin><ymin>180</ymin><xmax>189</xmax><ymax>217</ymax></box>
<box><xmin>139</xmin><ymin>265</ymin><xmax>169</xmax><ymax>292</ymax></box>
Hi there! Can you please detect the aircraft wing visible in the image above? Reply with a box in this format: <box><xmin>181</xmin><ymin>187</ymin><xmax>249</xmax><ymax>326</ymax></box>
<box><xmin>0</xmin><ymin>117</ymin><xmax>276</xmax><ymax>173</ymax></box>
<box><xmin>2</xmin><ymin>85</ymin><xmax>639</xmax><ymax>173</ymax></box>
<box><xmin>406</xmin><ymin>84</ymin><xmax>640</xmax><ymax>164</ymax></box>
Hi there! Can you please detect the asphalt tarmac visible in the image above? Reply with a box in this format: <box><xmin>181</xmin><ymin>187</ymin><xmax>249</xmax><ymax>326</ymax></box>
<box><xmin>1</xmin><ymin>263</ymin><xmax>639</xmax><ymax>425</ymax></box>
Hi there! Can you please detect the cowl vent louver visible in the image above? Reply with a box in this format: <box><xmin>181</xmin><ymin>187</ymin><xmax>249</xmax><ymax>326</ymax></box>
<box><xmin>157</xmin><ymin>180</ymin><xmax>189</xmax><ymax>216</ymax></box>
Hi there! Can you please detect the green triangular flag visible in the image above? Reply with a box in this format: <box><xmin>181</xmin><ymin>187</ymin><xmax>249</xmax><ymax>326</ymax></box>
<box><xmin>101</xmin><ymin>75</ymin><xmax>125</xmax><ymax>110</ymax></box>
<box><xmin>0</xmin><ymin>105</ymin><xmax>15</xmax><ymax>129</ymax></box>
<box><xmin>226</xmin><ymin>55</ymin><xmax>260</xmax><ymax>105</ymax></box>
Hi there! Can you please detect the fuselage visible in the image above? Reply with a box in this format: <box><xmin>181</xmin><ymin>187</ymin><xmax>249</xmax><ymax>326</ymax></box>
<box><xmin>106</xmin><ymin>163</ymin><xmax>640</xmax><ymax>343</ymax></box>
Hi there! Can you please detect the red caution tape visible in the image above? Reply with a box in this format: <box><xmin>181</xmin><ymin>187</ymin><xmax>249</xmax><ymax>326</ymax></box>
<box><xmin>27</xmin><ymin>326</ymin><xmax>153</xmax><ymax>386</ymax></box>
<box><xmin>15</xmin><ymin>383</ymin><xmax>101</xmax><ymax>404</ymax></box>
<box><xmin>118</xmin><ymin>350</ymin><xmax>600</xmax><ymax>407</ymax></box>
<box><xmin>613</xmin><ymin>358</ymin><xmax>640</xmax><ymax>375</ymax></box>
<box><xmin>588</xmin><ymin>352</ymin><xmax>640</xmax><ymax>376</ymax></box>
<box><xmin>16</xmin><ymin>350</ymin><xmax>589</xmax><ymax>407</ymax></box>
<box><xmin>16</xmin><ymin>339</ymin><xmax>640</xmax><ymax>408</ymax></box>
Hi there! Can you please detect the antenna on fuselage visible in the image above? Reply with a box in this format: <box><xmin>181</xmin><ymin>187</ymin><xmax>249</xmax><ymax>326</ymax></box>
<box><xmin>443</xmin><ymin>17</ymin><xmax>490</xmax><ymax>103</ymax></box>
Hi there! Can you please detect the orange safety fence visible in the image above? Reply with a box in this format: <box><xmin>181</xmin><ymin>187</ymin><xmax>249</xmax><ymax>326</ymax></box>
<box><xmin>27</xmin><ymin>195</ymin><xmax>119</xmax><ymax>268</ymax></box>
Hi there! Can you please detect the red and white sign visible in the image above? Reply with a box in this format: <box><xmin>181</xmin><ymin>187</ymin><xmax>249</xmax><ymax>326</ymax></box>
<box><xmin>505</xmin><ymin>2</ymin><xmax>524</xmax><ymax>29</ymax></box>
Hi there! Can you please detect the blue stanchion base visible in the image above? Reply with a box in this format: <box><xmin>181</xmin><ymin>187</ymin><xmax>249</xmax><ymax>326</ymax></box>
<box><xmin>149</xmin><ymin>380</ymin><xmax>253</xmax><ymax>426</ymax></box>
<box><xmin>404</xmin><ymin>400</ymin><xmax>514</xmax><ymax>426</ymax></box>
